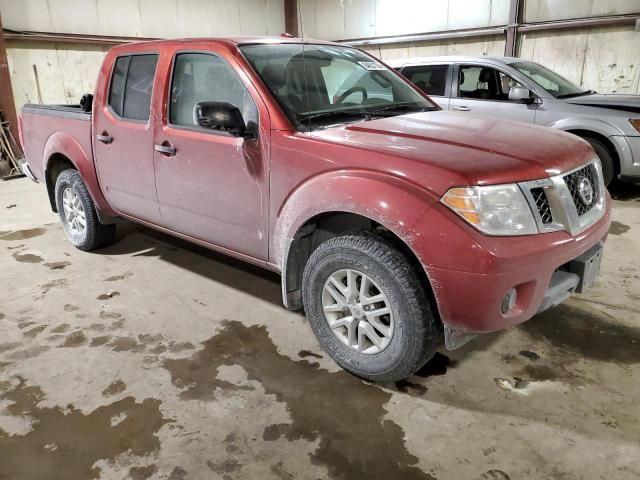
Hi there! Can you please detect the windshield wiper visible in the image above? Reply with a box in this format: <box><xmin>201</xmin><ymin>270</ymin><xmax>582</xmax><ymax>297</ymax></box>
<box><xmin>368</xmin><ymin>103</ymin><xmax>437</xmax><ymax>117</ymax></box>
<box><xmin>297</xmin><ymin>109</ymin><xmax>373</xmax><ymax>129</ymax></box>
<box><xmin>557</xmin><ymin>90</ymin><xmax>596</xmax><ymax>99</ymax></box>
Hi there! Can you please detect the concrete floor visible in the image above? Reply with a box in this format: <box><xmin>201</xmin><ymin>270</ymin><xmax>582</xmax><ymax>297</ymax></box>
<box><xmin>1</xmin><ymin>177</ymin><xmax>639</xmax><ymax>480</ymax></box>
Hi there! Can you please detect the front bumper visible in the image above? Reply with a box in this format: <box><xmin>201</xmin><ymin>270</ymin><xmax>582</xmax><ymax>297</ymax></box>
<box><xmin>412</xmin><ymin>194</ymin><xmax>611</xmax><ymax>334</ymax></box>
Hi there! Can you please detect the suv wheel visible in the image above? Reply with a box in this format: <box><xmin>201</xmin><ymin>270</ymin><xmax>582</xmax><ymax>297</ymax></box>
<box><xmin>55</xmin><ymin>169</ymin><xmax>116</xmax><ymax>251</ymax></box>
<box><xmin>302</xmin><ymin>232</ymin><xmax>442</xmax><ymax>382</ymax></box>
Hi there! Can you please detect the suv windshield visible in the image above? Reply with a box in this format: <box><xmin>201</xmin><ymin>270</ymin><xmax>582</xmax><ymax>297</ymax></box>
<box><xmin>240</xmin><ymin>44</ymin><xmax>437</xmax><ymax>130</ymax></box>
<box><xmin>510</xmin><ymin>60</ymin><xmax>589</xmax><ymax>98</ymax></box>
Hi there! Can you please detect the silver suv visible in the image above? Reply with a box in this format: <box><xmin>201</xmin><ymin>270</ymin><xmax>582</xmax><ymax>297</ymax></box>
<box><xmin>389</xmin><ymin>56</ymin><xmax>640</xmax><ymax>186</ymax></box>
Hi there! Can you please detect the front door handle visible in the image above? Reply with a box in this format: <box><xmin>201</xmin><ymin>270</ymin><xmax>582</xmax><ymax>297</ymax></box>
<box><xmin>154</xmin><ymin>143</ymin><xmax>177</xmax><ymax>156</ymax></box>
<box><xmin>452</xmin><ymin>106</ymin><xmax>471</xmax><ymax>111</ymax></box>
<box><xmin>96</xmin><ymin>133</ymin><xmax>113</xmax><ymax>144</ymax></box>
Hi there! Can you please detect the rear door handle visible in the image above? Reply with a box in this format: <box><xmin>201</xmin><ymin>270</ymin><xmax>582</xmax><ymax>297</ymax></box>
<box><xmin>96</xmin><ymin>133</ymin><xmax>113</xmax><ymax>144</ymax></box>
<box><xmin>452</xmin><ymin>106</ymin><xmax>471</xmax><ymax>111</ymax></box>
<box><xmin>154</xmin><ymin>143</ymin><xmax>177</xmax><ymax>156</ymax></box>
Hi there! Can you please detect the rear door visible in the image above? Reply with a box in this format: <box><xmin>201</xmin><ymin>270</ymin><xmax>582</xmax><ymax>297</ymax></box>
<box><xmin>400</xmin><ymin>63</ymin><xmax>451</xmax><ymax>109</ymax></box>
<box><xmin>152</xmin><ymin>49</ymin><xmax>269</xmax><ymax>260</ymax></box>
<box><xmin>94</xmin><ymin>53</ymin><xmax>161</xmax><ymax>223</ymax></box>
<box><xmin>449</xmin><ymin>63</ymin><xmax>537</xmax><ymax>123</ymax></box>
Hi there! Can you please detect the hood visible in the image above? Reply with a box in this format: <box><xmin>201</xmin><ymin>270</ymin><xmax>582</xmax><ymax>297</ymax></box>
<box><xmin>310</xmin><ymin>111</ymin><xmax>595</xmax><ymax>188</ymax></box>
<box><xmin>564</xmin><ymin>93</ymin><xmax>640</xmax><ymax>113</ymax></box>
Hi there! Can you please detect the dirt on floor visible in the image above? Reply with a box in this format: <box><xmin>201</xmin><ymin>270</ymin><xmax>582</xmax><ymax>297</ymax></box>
<box><xmin>1</xmin><ymin>177</ymin><xmax>639</xmax><ymax>480</ymax></box>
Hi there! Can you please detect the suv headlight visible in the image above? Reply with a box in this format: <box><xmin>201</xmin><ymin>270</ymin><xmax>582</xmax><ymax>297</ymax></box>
<box><xmin>441</xmin><ymin>184</ymin><xmax>538</xmax><ymax>236</ymax></box>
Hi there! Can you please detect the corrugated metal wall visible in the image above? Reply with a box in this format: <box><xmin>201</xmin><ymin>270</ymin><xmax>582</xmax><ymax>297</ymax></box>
<box><xmin>0</xmin><ymin>0</ymin><xmax>285</xmax><ymax>109</ymax></box>
<box><xmin>1</xmin><ymin>0</ymin><xmax>639</xmax><ymax>111</ymax></box>
<box><xmin>300</xmin><ymin>0</ymin><xmax>640</xmax><ymax>95</ymax></box>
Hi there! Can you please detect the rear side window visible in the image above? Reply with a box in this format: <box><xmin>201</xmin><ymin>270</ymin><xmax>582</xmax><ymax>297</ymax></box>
<box><xmin>108</xmin><ymin>54</ymin><xmax>158</xmax><ymax>121</ymax></box>
<box><xmin>402</xmin><ymin>65</ymin><xmax>449</xmax><ymax>96</ymax></box>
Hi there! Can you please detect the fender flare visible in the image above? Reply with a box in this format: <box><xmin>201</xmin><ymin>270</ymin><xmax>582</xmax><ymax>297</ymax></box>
<box><xmin>546</xmin><ymin>117</ymin><xmax>624</xmax><ymax>139</ymax></box>
<box><xmin>272</xmin><ymin>170</ymin><xmax>439</xmax><ymax>307</ymax></box>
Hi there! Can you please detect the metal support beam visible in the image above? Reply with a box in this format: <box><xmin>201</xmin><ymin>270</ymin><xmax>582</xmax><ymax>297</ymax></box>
<box><xmin>504</xmin><ymin>0</ymin><xmax>522</xmax><ymax>57</ymax></box>
<box><xmin>341</xmin><ymin>26</ymin><xmax>505</xmax><ymax>47</ymax></box>
<box><xmin>284</xmin><ymin>0</ymin><xmax>299</xmax><ymax>37</ymax></box>
<box><xmin>2</xmin><ymin>29</ymin><xmax>156</xmax><ymax>45</ymax></box>
<box><xmin>0</xmin><ymin>14</ymin><xmax>20</xmax><ymax>151</ymax></box>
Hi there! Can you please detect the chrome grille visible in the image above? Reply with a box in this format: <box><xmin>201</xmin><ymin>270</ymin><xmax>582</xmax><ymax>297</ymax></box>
<box><xmin>563</xmin><ymin>163</ymin><xmax>598</xmax><ymax>216</ymax></box>
<box><xmin>519</xmin><ymin>159</ymin><xmax>606</xmax><ymax>236</ymax></box>
<box><xmin>530</xmin><ymin>187</ymin><xmax>553</xmax><ymax>224</ymax></box>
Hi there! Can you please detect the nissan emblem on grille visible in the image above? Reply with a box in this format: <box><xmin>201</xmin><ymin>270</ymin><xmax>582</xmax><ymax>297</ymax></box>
<box><xmin>578</xmin><ymin>176</ymin><xmax>594</xmax><ymax>205</ymax></box>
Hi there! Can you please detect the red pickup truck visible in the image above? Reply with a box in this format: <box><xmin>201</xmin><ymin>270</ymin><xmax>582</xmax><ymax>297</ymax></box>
<box><xmin>19</xmin><ymin>37</ymin><xmax>611</xmax><ymax>381</ymax></box>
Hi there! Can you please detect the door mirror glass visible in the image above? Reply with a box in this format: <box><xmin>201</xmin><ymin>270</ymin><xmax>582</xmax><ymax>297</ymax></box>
<box><xmin>509</xmin><ymin>86</ymin><xmax>534</xmax><ymax>103</ymax></box>
<box><xmin>194</xmin><ymin>102</ymin><xmax>255</xmax><ymax>138</ymax></box>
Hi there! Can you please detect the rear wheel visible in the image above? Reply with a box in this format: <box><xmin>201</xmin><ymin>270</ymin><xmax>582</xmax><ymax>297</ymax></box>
<box><xmin>583</xmin><ymin>137</ymin><xmax>615</xmax><ymax>187</ymax></box>
<box><xmin>55</xmin><ymin>169</ymin><xmax>116</xmax><ymax>251</ymax></box>
<box><xmin>302</xmin><ymin>232</ymin><xmax>442</xmax><ymax>382</ymax></box>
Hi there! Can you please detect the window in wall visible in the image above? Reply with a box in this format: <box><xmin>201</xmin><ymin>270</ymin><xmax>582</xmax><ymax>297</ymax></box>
<box><xmin>108</xmin><ymin>54</ymin><xmax>158</xmax><ymax>121</ymax></box>
<box><xmin>402</xmin><ymin>65</ymin><xmax>448</xmax><ymax>96</ymax></box>
<box><xmin>169</xmin><ymin>53</ymin><xmax>258</xmax><ymax>130</ymax></box>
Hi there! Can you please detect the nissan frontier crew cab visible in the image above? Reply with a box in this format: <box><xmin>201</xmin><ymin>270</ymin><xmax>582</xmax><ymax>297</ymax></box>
<box><xmin>19</xmin><ymin>37</ymin><xmax>611</xmax><ymax>382</ymax></box>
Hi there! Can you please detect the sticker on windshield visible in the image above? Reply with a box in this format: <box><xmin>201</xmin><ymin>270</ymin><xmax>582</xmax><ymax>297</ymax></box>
<box><xmin>359</xmin><ymin>61</ymin><xmax>386</xmax><ymax>71</ymax></box>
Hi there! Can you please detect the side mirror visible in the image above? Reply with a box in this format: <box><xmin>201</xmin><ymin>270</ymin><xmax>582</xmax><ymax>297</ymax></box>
<box><xmin>193</xmin><ymin>101</ymin><xmax>256</xmax><ymax>138</ymax></box>
<box><xmin>509</xmin><ymin>86</ymin><xmax>535</xmax><ymax>104</ymax></box>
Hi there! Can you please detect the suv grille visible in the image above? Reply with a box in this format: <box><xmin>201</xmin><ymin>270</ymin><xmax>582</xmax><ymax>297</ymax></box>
<box><xmin>530</xmin><ymin>187</ymin><xmax>553</xmax><ymax>224</ymax></box>
<box><xmin>563</xmin><ymin>163</ymin><xmax>598</xmax><ymax>216</ymax></box>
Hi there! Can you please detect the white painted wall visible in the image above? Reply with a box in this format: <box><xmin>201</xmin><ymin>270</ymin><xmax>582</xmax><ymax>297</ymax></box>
<box><xmin>520</xmin><ymin>25</ymin><xmax>640</xmax><ymax>94</ymax></box>
<box><xmin>0</xmin><ymin>0</ymin><xmax>285</xmax><ymax>37</ymax></box>
<box><xmin>298</xmin><ymin>0</ymin><xmax>510</xmax><ymax>40</ymax></box>
<box><xmin>1</xmin><ymin>0</ymin><xmax>286</xmax><ymax>110</ymax></box>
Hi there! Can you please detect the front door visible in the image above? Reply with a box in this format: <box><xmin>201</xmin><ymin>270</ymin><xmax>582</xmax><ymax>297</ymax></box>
<box><xmin>153</xmin><ymin>51</ymin><xmax>268</xmax><ymax>260</ymax></box>
<box><xmin>449</xmin><ymin>64</ymin><xmax>537</xmax><ymax>123</ymax></box>
<box><xmin>94</xmin><ymin>53</ymin><xmax>161</xmax><ymax>224</ymax></box>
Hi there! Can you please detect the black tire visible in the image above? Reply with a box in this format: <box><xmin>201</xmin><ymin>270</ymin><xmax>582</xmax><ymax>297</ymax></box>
<box><xmin>583</xmin><ymin>137</ymin><xmax>615</xmax><ymax>187</ymax></box>
<box><xmin>54</xmin><ymin>169</ymin><xmax>116</xmax><ymax>251</ymax></box>
<box><xmin>302</xmin><ymin>232</ymin><xmax>442</xmax><ymax>382</ymax></box>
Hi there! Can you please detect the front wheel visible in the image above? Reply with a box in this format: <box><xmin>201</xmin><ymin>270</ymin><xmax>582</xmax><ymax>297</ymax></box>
<box><xmin>302</xmin><ymin>232</ymin><xmax>442</xmax><ymax>382</ymax></box>
<box><xmin>583</xmin><ymin>137</ymin><xmax>615</xmax><ymax>187</ymax></box>
<box><xmin>55</xmin><ymin>169</ymin><xmax>116</xmax><ymax>251</ymax></box>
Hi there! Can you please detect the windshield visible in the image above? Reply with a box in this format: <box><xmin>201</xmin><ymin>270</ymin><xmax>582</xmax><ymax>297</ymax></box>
<box><xmin>510</xmin><ymin>61</ymin><xmax>586</xmax><ymax>98</ymax></box>
<box><xmin>240</xmin><ymin>44</ymin><xmax>437</xmax><ymax>130</ymax></box>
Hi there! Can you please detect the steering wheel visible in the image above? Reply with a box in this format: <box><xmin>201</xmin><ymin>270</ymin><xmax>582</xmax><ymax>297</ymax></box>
<box><xmin>335</xmin><ymin>86</ymin><xmax>368</xmax><ymax>105</ymax></box>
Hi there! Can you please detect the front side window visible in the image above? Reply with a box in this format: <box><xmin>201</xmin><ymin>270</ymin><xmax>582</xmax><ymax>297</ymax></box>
<box><xmin>169</xmin><ymin>53</ymin><xmax>258</xmax><ymax>130</ymax></box>
<box><xmin>240</xmin><ymin>44</ymin><xmax>437</xmax><ymax>130</ymax></box>
<box><xmin>458</xmin><ymin>65</ymin><xmax>523</xmax><ymax>101</ymax></box>
<box><xmin>108</xmin><ymin>54</ymin><xmax>158</xmax><ymax>121</ymax></box>
<box><xmin>402</xmin><ymin>65</ymin><xmax>449</xmax><ymax>96</ymax></box>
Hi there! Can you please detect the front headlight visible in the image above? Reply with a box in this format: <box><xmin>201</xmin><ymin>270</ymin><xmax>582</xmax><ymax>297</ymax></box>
<box><xmin>629</xmin><ymin>119</ymin><xmax>640</xmax><ymax>133</ymax></box>
<box><xmin>441</xmin><ymin>184</ymin><xmax>538</xmax><ymax>236</ymax></box>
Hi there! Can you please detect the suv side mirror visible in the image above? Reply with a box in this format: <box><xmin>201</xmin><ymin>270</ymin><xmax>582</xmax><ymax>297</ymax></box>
<box><xmin>509</xmin><ymin>86</ymin><xmax>535</xmax><ymax>104</ymax></box>
<box><xmin>193</xmin><ymin>101</ymin><xmax>256</xmax><ymax>138</ymax></box>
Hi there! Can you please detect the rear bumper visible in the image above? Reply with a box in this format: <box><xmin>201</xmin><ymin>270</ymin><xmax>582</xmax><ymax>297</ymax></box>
<box><xmin>413</xmin><ymin>196</ymin><xmax>611</xmax><ymax>333</ymax></box>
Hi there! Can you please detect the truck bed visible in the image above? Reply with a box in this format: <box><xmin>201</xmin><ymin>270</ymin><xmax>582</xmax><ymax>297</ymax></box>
<box><xmin>20</xmin><ymin>104</ymin><xmax>93</xmax><ymax>183</ymax></box>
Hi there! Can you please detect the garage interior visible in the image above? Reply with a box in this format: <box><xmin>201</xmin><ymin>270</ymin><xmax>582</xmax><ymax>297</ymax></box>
<box><xmin>1</xmin><ymin>1</ymin><xmax>640</xmax><ymax>479</ymax></box>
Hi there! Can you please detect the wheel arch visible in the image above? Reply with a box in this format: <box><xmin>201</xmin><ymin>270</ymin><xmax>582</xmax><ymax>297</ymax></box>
<box><xmin>564</xmin><ymin>129</ymin><xmax>620</xmax><ymax>178</ymax></box>
<box><xmin>43</xmin><ymin>132</ymin><xmax>115</xmax><ymax>219</ymax></box>
<box><xmin>273</xmin><ymin>171</ymin><xmax>440</xmax><ymax>311</ymax></box>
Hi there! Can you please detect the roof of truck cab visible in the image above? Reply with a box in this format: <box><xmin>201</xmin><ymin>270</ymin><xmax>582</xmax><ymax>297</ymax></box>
<box><xmin>111</xmin><ymin>36</ymin><xmax>343</xmax><ymax>52</ymax></box>
<box><xmin>388</xmin><ymin>56</ymin><xmax>523</xmax><ymax>67</ymax></box>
